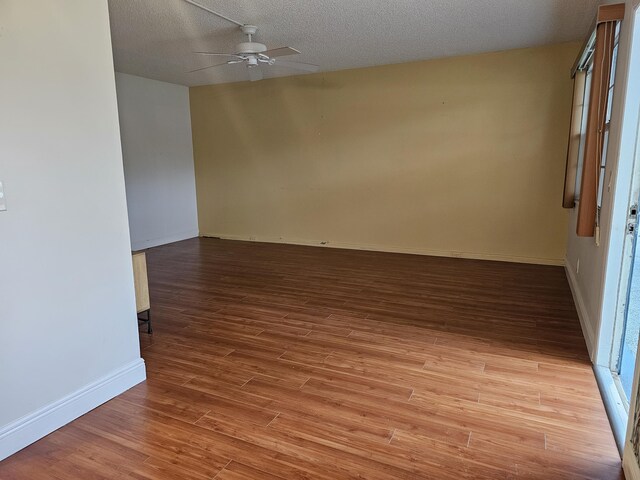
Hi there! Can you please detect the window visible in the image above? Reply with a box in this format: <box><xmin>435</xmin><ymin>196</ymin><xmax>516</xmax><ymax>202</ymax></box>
<box><xmin>597</xmin><ymin>28</ymin><xmax>621</xmax><ymax>212</ymax></box>
<box><xmin>574</xmin><ymin>23</ymin><xmax>620</xmax><ymax>211</ymax></box>
<box><xmin>574</xmin><ymin>63</ymin><xmax>593</xmax><ymax>201</ymax></box>
<box><xmin>563</xmin><ymin>7</ymin><xmax>624</xmax><ymax>238</ymax></box>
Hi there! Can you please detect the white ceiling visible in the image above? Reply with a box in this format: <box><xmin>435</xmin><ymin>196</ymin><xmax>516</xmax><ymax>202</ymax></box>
<box><xmin>108</xmin><ymin>0</ymin><xmax>597</xmax><ymax>87</ymax></box>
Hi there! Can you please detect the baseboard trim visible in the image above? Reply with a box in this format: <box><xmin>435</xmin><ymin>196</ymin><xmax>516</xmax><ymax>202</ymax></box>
<box><xmin>131</xmin><ymin>230</ymin><xmax>199</xmax><ymax>251</ymax></box>
<box><xmin>0</xmin><ymin>358</ymin><xmax>146</xmax><ymax>461</ymax></box>
<box><xmin>200</xmin><ymin>233</ymin><xmax>564</xmax><ymax>266</ymax></box>
<box><xmin>565</xmin><ymin>261</ymin><xmax>596</xmax><ymax>360</ymax></box>
<box><xmin>624</xmin><ymin>442</ymin><xmax>640</xmax><ymax>480</ymax></box>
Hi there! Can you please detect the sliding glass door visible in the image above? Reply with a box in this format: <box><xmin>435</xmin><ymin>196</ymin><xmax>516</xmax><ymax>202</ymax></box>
<box><xmin>616</xmin><ymin>208</ymin><xmax>640</xmax><ymax>402</ymax></box>
<box><xmin>610</xmin><ymin>92</ymin><xmax>640</xmax><ymax>407</ymax></box>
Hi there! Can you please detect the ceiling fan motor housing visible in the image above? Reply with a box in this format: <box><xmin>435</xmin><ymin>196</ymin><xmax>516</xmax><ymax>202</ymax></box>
<box><xmin>237</xmin><ymin>42</ymin><xmax>267</xmax><ymax>54</ymax></box>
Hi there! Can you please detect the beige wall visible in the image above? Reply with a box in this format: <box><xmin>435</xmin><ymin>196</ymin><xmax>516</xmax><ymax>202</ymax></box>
<box><xmin>190</xmin><ymin>42</ymin><xmax>579</xmax><ymax>265</ymax></box>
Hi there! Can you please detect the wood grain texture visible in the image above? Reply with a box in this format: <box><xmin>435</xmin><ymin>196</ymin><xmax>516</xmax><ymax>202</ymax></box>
<box><xmin>597</xmin><ymin>3</ymin><xmax>625</xmax><ymax>23</ymax></box>
<box><xmin>132</xmin><ymin>251</ymin><xmax>150</xmax><ymax>313</ymax></box>
<box><xmin>0</xmin><ymin>238</ymin><xmax>623</xmax><ymax>479</ymax></box>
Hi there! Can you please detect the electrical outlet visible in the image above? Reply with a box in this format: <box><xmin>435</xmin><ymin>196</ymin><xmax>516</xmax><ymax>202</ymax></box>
<box><xmin>0</xmin><ymin>181</ymin><xmax>6</xmax><ymax>211</ymax></box>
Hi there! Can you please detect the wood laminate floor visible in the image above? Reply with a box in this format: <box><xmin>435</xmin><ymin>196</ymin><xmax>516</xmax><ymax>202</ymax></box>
<box><xmin>0</xmin><ymin>238</ymin><xmax>624</xmax><ymax>479</ymax></box>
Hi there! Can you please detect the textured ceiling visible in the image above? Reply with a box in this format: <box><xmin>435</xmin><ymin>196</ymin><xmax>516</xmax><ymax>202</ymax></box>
<box><xmin>108</xmin><ymin>0</ymin><xmax>597</xmax><ymax>86</ymax></box>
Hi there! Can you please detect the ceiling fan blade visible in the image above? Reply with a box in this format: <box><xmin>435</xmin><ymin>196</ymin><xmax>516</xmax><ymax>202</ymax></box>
<box><xmin>194</xmin><ymin>52</ymin><xmax>242</xmax><ymax>58</ymax></box>
<box><xmin>188</xmin><ymin>62</ymin><xmax>229</xmax><ymax>73</ymax></box>
<box><xmin>273</xmin><ymin>59</ymin><xmax>319</xmax><ymax>73</ymax></box>
<box><xmin>262</xmin><ymin>46</ymin><xmax>301</xmax><ymax>58</ymax></box>
<box><xmin>247</xmin><ymin>66</ymin><xmax>263</xmax><ymax>82</ymax></box>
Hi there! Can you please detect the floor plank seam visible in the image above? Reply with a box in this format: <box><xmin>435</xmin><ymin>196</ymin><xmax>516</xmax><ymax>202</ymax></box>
<box><xmin>193</xmin><ymin>409</ymin><xmax>212</xmax><ymax>425</ymax></box>
<box><xmin>321</xmin><ymin>351</ymin><xmax>334</xmax><ymax>363</ymax></box>
<box><xmin>180</xmin><ymin>375</ymin><xmax>197</xmax><ymax>387</ymax></box>
<box><xmin>266</xmin><ymin>412</ymin><xmax>281</xmax><ymax>427</ymax></box>
<box><xmin>211</xmin><ymin>459</ymin><xmax>233</xmax><ymax>480</ymax></box>
<box><xmin>298</xmin><ymin>377</ymin><xmax>310</xmax><ymax>390</ymax></box>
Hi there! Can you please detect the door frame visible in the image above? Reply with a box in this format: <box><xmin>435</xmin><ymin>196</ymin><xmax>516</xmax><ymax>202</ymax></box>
<box><xmin>597</xmin><ymin>0</ymin><xmax>640</xmax><ymax>371</ymax></box>
<box><xmin>588</xmin><ymin>0</ymin><xmax>640</xmax><ymax>459</ymax></box>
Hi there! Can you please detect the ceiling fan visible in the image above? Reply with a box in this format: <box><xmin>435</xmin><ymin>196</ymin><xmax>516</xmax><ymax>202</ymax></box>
<box><xmin>183</xmin><ymin>0</ymin><xmax>319</xmax><ymax>81</ymax></box>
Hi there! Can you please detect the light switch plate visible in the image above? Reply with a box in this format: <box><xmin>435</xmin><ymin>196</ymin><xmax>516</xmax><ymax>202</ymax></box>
<box><xmin>0</xmin><ymin>181</ymin><xmax>6</xmax><ymax>211</ymax></box>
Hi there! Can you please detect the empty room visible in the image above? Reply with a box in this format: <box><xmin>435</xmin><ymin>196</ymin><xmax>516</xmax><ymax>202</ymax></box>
<box><xmin>3</xmin><ymin>0</ymin><xmax>640</xmax><ymax>478</ymax></box>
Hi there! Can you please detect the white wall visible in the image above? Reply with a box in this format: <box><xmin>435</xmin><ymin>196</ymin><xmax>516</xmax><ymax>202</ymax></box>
<box><xmin>565</xmin><ymin>0</ymin><xmax>640</xmax><ymax>361</ymax></box>
<box><xmin>0</xmin><ymin>0</ymin><xmax>145</xmax><ymax>459</ymax></box>
<box><xmin>116</xmin><ymin>73</ymin><xmax>199</xmax><ymax>251</ymax></box>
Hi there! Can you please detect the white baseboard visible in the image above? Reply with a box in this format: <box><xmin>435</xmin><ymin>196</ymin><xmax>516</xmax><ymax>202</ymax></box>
<box><xmin>0</xmin><ymin>358</ymin><xmax>146</xmax><ymax>461</ymax></box>
<box><xmin>131</xmin><ymin>229</ymin><xmax>199</xmax><ymax>251</ymax></box>
<box><xmin>565</xmin><ymin>261</ymin><xmax>596</xmax><ymax>360</ymax></box>
<box><xmin>624</xmin><ymin>442</ymin><xmax>640</xmax><ymax>480</ymax></box>
<box><xmin>201</xmin><ymin>233</ymin><xmax>565</xmax><ymax>266</ymax></box>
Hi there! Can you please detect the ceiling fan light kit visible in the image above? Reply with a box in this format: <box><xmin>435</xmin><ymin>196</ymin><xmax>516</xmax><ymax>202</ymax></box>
<box><xmin>184</xmin><ymin>0</ymin><xmax>319</xmax><ymax>81</ymax></box>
